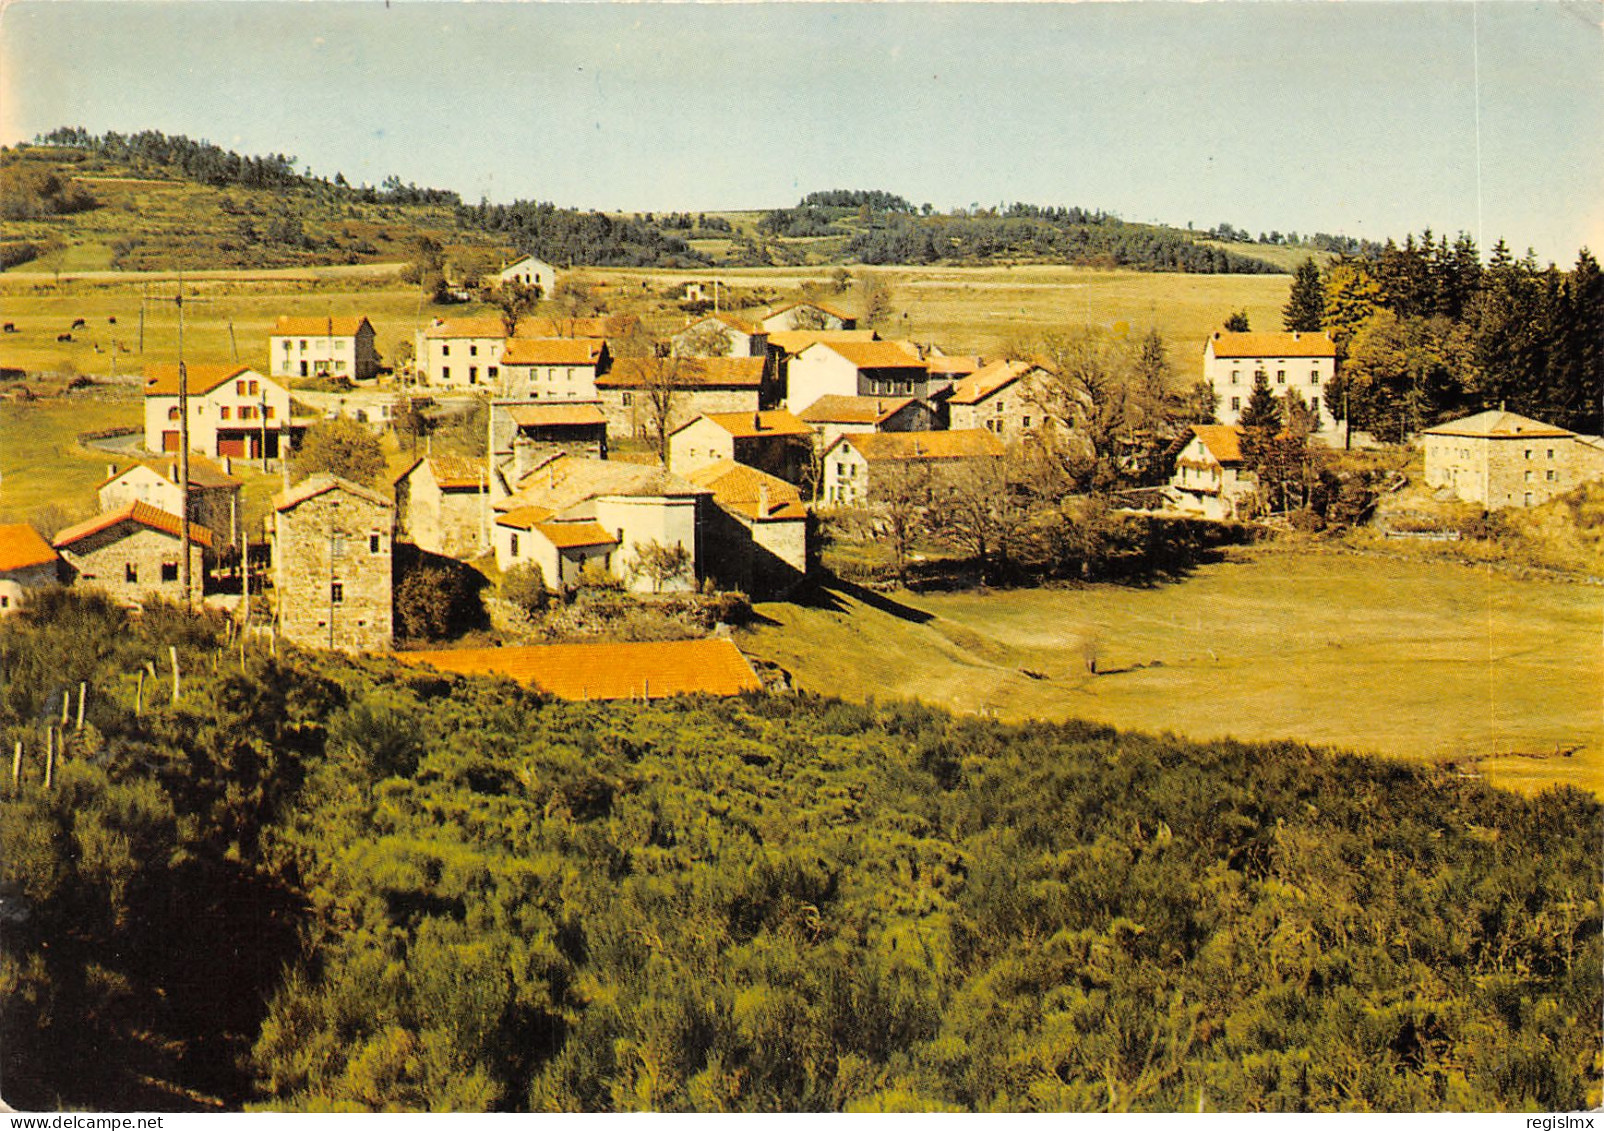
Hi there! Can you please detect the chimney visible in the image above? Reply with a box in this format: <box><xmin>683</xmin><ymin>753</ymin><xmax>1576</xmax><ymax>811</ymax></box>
<box><xmin>758</xmin><ymin>482</ymin><xmax>769</xmax><ymax>516</ymax></box>
<box><xmin>106</xmin><ymin>463</ymin><xmax>117</xmax><ymax>480</ymax></box>
<box><xmin>222</xmin><ymin>455</ymin><xmax>233</xmax><ymax>475</ymax></box>
<box><xmin>753</xmin><ymin>410</ymin><xmax>763</xmax><ymax>433</ymax></box>
<box><xmin>1293</xmin><ymin>332</ymin><xmax>1301</xmax><ymax>341</ymax></box>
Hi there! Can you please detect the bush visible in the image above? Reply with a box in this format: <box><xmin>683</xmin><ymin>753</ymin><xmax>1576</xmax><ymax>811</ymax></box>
<box><xmin>394</xmin><ymin>559</ymin><xmax>486</xmax><ymax>641</ymax></box>
<box><xmin>500</xmin><ymin>563</ymin><xmax>550</xmax><ymax>616</ymax></box>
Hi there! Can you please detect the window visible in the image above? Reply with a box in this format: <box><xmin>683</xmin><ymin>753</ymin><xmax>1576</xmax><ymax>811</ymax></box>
<box><xmin>1276</xmin><ymin>371</ymin><xmax>1286</xmax><ymax>385</ymax></box>
<box><xmin>299</xmin><ymin>340</ymin><xmax>307</xmax><ymax>350</ymax></box>
<box><xmin>221</xmin><ymin>406</ymin><xmax>232</xmax><ymax>420</ymax></box>
<box><xmin>488</xmin><ymin>366</ymin><xmax>498</xmax><ymax>381</ymax></box>
<box><xmin>168</xmin><ymin>407</ymin><xmax>180</xmax><ymax>421</ymax></box>
<box><xmin>1230</xmin><ymin>397</ymin><xmax>1241</xmax><ymax>412</ymax></box>
<box><xmin>1547</xmin><ymin>449</ymin><xmax>1555</xmax><ymax>459</ymax></box>
<box><xmin>334</xmin><ymin>361</ymin><xmax>346</xmax><ymax>372</ymax></box>
<box><xmin>1525</xmin><ymin>470</ymin><xmax>1533</xmax><ymax>482</ymax></box>
<box><xmin>1022</xmin><ymin>416</ymin><xmax>1032</xmax><ymax>428</ymax></box>
<box><xmin>243</xmin><ymin>405</ymin><xmax>257</xmax><ymax>420</ymax></box>
<box><xmin>470</xmin><ymin>344</ymin><xmax>478</xmax><ymax>357</ymax></box>
<box><xmin>369</xmin><ymin>533</ymin><xmax>381</xmax><ymax>554</ymax></box>
<box><xmin>1310</xmin><ymin>372</ymin><xmax>1320</xmax><ymax>385</ymax></box>
<box><xmin>331</xmin><ymin>581</ymin><xmax>344</xmax><ymax>604</ymax></box>
<box><xmin>441</xmin><ymin>366</ymin><xmax>451</xmax><ymax>381</ymax></box>
<box><xmin>265</xmin><ymin>406</ymin><xmax>276</xmax><ymax>420</ymax></box>
<box><xmin>332</xmin><ymin>533</ymin><xmax>346</xmax><ymax>558</ymax></box>
<box><xmin>1310</xmin><ymin>397</ymin><xmax>1320</xmax><ymax>416</ymax></box>
<box><xmin>622</xmin><ymin>392</ymin><xmax>634</xmax><ymax>406</ymax></box>
<box><xmin>1231</xmin><ymin>370</ymin><xmax>1240</xmax><ymax>383</ymax></box>
<box><xmin>442</xmin><ymin>345</ymin><xmax>451</xmax><ymax>357</ymax></box>
<box><xmin>1547</xmin><ymin>470</ymin><xmax>1557</xmax><ymax>481</ymax></box>
<box><xmin>1524</xmin><ymin>492</ymin><xmax>1533</xmax><ymax>506</ymax></box>
<box><xmin>161</xmin><ymin>562</ymin><xmax>178</xmax><ymax>582</ymax></box>
<box><xmin>469</xmin><ymin>366</ymin><xmax>478</xmax><ymax>384</ymax></box>
<box><xmin>248</xmin><ymin>380</ymin><xmax>259</xmax><ymax>394</ymax></box>
<box><xmin>236</xmin><ymin>380</ymin><xmax>246</xmax><ymax>394</ymax></box>
<box><xmin>1525</xmin><ymin>449</ymin><xmax>1533</xmax><ymax>459</ymax></box>
<box><xmin>1</xmin><ymin>595</ymin><xmax>8</xmax><ymax>609</ymax></box>
<box><xmin>125</xmin><ymin>563</ymin><xmax>138</xmax><ymax>583</ymax></box>
<box><xmin>510</xmin><ymin>533</ymin><xmax>519</xmax><ymax>556</ymax></box>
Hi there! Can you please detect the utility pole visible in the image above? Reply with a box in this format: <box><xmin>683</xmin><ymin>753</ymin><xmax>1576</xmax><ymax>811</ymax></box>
<box><xmin>177</xmin><ymin>274</ymin><xmax>193</xmax><ymax>608</ymax></box>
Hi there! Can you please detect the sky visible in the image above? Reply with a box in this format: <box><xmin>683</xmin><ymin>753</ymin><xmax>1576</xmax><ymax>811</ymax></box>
<box><xmin>2</xmin><ymin>0</ymin><xmax>1601</xmax><ymax>265</ymax></box>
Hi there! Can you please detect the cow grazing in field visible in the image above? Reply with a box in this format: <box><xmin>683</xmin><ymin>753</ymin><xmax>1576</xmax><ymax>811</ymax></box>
<box><xmin>107</xmin><ymin>316</ymin><xmax>117</xmax><ymax>325</ymax></box>
<box><xmin>2</xmin><ymin>323</ymin><xmax>14</xmax><ymax>333</ymax></box>
<box><xmin>57</xmin><ymin>333</ymin><xmax>73</xmax><ymax>342</ymax></box>
<box><xmin>71</xmin><ymin>318</ymin><xmax>87</xmax><ymax>330</ymax></box>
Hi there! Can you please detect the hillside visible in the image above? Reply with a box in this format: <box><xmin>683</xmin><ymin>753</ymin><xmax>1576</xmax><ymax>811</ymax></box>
<box><xmin>3</xmin><ymin>591</ymin><xmax>1598</xmax><ymax>1111</ymax></box>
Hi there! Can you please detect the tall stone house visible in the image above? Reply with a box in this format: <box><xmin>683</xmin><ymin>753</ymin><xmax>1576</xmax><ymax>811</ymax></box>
<box><xmin>498</xmin><ymin>338</ymin><xmax>608</xmax><ymax>400</ymax></box>
<box><xmin>1422</xmin><ymin>409</ymin><xmax>1604</xmax><ymax>508</ymax></box>
<box><xmin>272</xmin><ymin>475</ymin><xmax>393</xmax><ymax>652</ymax></box>
<box><xmin>143</xmin><ymin>364</ymin><xmax>292</xmax><ymax>460</ymax></box>
<box><xmin>795</xmin><ymin>394</ymin><xmax>934</xmax><ymax>448</ymax></box>
<box><xmin>52</xmin><ymin>502</ymin><xmax>212</xmax><ymax>606</ymax></box>
<box><xmin>269</xmin><ymin>316</ymin><xmax>380</xmax><ymax>381</ymax></box>
<box><xmin>1204</xmin><ymin>331</ymin><xmax>1338</xmax><ymax>433</ymax></box>
<box><xmin>946</xmin><ymin>360</ymin><xmax>1064</xmax><ymax>441</ymax></box>
<box><xmin>99</xmin><ymin>457</ymin><xmax>243</xmax><ymax>549</ymax></box>
<box><xmin>684</xmin><ymin>461</ymin><xmax>810</xmax><ymax>597</ymax></box>
<box><xmin>671</xmin><ymin>313</ymin><xmax>768</xmax><ymax>359</ymax></box>
<box><xmin>394</xmin><ymin>455</ymin><xmax>490</xmax><ymax>559</ymax></box>
<box><xmin>667</xmin><ymin>410</ymin><xmax>814</xmax><ymax>485</ymax></box>
<box><xmin>595</xmin><ymin>357</ymin><xmax>766</xmax><ymax>443</ymax></box>
<box><xmin>760</xmin><ymin>300</ymin><xmax>856</xmax><ymax>333</ymax></box>
<box><xmin>0</xmin><ymin>524</ymin><xmax>62</xmax><ymax>616</ymax></box>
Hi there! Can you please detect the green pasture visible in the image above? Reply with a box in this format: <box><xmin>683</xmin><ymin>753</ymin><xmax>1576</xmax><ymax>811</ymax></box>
<box><xmin>744</xmin><ymin>548</ymin><xmax>1604</xmax><ymax>798</ymax></box>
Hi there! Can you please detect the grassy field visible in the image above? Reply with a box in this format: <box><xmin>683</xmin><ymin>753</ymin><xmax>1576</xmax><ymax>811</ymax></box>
<box><xmin>742</xmin><ymin>548</ymin><xmax>1604</xmax><ymax>798</ymax></box>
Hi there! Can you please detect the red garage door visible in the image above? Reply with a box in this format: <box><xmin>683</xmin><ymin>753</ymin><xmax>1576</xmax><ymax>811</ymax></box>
<box><xmin>162</xmin><ymin>431</ymin><xmax>180</xmax><ymax>452</ymax></box>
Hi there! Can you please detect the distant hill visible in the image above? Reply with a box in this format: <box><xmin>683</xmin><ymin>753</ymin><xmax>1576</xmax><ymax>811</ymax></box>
<box><xmin>6</xmin><ymin>131</ymin><xmax>1349</xmax><ymax>275</ymax></box>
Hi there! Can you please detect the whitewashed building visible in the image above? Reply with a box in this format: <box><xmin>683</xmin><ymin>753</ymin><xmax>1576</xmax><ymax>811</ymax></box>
<box><xmin>270</xmin><ymin>316</ymin><xmax>380</xmax><ymax>381</ymax></box>
<box><xmin>497</xmin><ymin>255</ymin><xmax>557</xmax><ymax>296</ymax></box>
<box><xmin>142</xmin><ymin>364</ymin><xmax>292</xmax><ymax>461</ymax></box>
<box><xmin>1204</xmin><ymin>331</ymin><xmax>1338</xmax><ymax>433</ymax></box>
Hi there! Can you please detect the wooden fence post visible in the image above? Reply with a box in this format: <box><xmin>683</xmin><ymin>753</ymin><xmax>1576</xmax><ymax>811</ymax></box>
<box><xmin>11</xmin><ymin>740</ymin><xmax>21</xmax><ymax>792</ymax></box>
<box><xmin>44</xmin><ymin>729</ymin><xmax>54</xmax><ymax>790</ymax></box>
<box><xmin>60</xmin><ymin>692</ymin><xmax>69</xmax><ymax>725</ymax></box>
<box><xmin>170</xmin><ymin>646</ymin><xmax>180</xmax><ymax>704</ymax></box>
<box><xmin>77</xmin><ymin>681</ymin><xmax>86</xmax><ymax>730</ymax></box>
<box><xmin>136</xmin><ymin>667</ymin><xmax>145</xmax><ymax>716</ymax></box>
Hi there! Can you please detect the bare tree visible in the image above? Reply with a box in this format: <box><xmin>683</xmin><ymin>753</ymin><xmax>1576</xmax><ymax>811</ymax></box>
<box><xmin>640</xmin><ymin>353</ymin><xmax>685</xmax><ymax>464</ymax></box>
<box><xmin>1031</xmin><ymin>328</ymin><xmax>1165</xmax><ymax>490</ymax></box>
<box><xmin>859</xmin><ymin>273</ymin><xmax>895</xmax><ymax>333</ymax></box>
<box><xmin>673</xmin><ymin>320</ymin><xmax>733</xmax><ymax>358</ymax></box>
<box><xmin>493</xmin><ymin>281</ymin><xmax>539</xmax><ymax>337</ymax></box>
<box><xmin>932</xmin><ymin>455</ymin><xmax>1031</xmax><ymax>582</ymax></box>
<box><xmin>628</xmin><ymin>540</ymin><xmax>692</xmax><ymax>593</ymax></box>
<box><xmin>867</xmin><ymin>458</ymin><xmax>931</xmax><ymax>586</ymax></box>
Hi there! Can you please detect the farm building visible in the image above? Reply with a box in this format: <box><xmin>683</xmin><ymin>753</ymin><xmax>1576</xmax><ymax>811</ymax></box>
<box><xmin>498</xmin><ymin>338</ymin><xmax>608</xmax><ymax>400</ymax></box>
<box><xmin>0</xmin><ymin>524</ymin><xmax>63</xmax><ymax>615</ymax></box>
<box><xmin>395</xmin><ymin>638</ymin><xmax>762</xmax><ymax>701</ymax></box>
<box><xmin>269</xmin><ymin>316</ymin><xmax>380</xmax><ymax>382</ymax></box>
<box><xmin>490</xmin><ymin>400</ymin><xmax>610</xmax><ymax>470</ymax></box>
<box><xmin>142</xmin><ymin>364</ymin><xmax>292</xmax><ymax>460</ymax></box>
<box><xmin>685</xmin><ymin>460</ymin><xmax>810</xmax><ymax>597</ymax></box>
<box><xmin>492</xmin><ymin>506</ymin><xmax>617</xmax><ymax>589</ymax></box>
<box><xmin>794</xmin><ymin>395</ymin><xmax>934</xmax><ymax>448</ymax></box>
<box><xmin>786</xmin><ymin>339</ymin><xmax>937</xmax><ymax>411</ymax></box>
<box><xmin>946</xmin><ymin>360</ymin><xmax>1064</xmax><ymax>441</ymax></box>
<box><xmin>496</xmin><ymin>254</ymin><xmax>557</xmax><ymax>296</ymax></box>
<box><xmin>668</xmin><ymin>410</ymin><xmax>813</xmax><ymax>485</ymax></box>
<box><xmin>1421</xmin><ymin>409</ymin><xmax>1603</xmax><ymax>508</ymax></box>
<box><xmin>394</xmin><ymin>454</ymin><xmax>490</xmax><ymax>559</ymax></box>
<box><xmin>760</xmin><ymin>300</ymin><xmax>856</xmax><ymax>333</ymax></box>
<box><xmin>98</xmin><ymin>457</ymin><xmax>243</xmax><ymax>548</ymax></box>
<box><xmin>1204</xmin><ymin>331</ymin><xmax>1338</xmax><ymax>434</ymax></box>
<box><xmin>671</xmin><ymin>312</ymin><xmax>768</xmax><ymax>359</ymax></box>
<box><xmin>52</xmin><ymin>502</ymin><xmax>212</xmax><ymax>606</ymax></box>
<box><xmin>820</xmin><ymin>429</ymin><xmax>1005</xmax><ymax>508</ymax></box>
<box><xmin>271</xmin><ymin>475</ymin><xmax>393</xmax><ymax>653</ymax></box>
<box><xmin>596</xmin><ymin>356</ymin><xmax>767</xmax><ymax>442</ymax></box>
<box><xmin>1169</xmin><ymin>425</ymin><xmax>1255</xmax><ymax>521</ymax></box>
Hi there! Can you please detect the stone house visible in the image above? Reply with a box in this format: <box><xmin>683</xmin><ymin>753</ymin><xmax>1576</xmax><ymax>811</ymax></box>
<box><xmin>53</xmin><ymin>502</ymin><xmax>212</xmax><ymax>605</ymax></box>
<box><xmin>143</xmin><ymin>364</ymin><xmax>292</xmax><ymax>460</ymax></box>
<box><xmin>1421</xmin><ymin>409</ymin><xmax>1600</xmax><ymax>508</ymax></box>
<box><xmin>496</xmin><ymin>254</ymin><xmax>557</xmax><ymax>297</ymax></box>
<box><xmin>498</xmin><ymin>338</ymin><xmax>608</xmax><ymax>400</ymax></box>
<box><xmin>820</xmin><ymin>429</ymin><xmax>1006</xmax><ymax>508</ymax></box>
<box><xmin>1204</xmin><ymin>331</ymin><xmax>1338</xmax><ymax>433</ymax></box>
<box><xmin>0</xmin><ymin>524</ymin><xmax>62</xmax><ymax>616</ymax></box>
<box><xmin>272</xmin><ymin>475</ymin><xmax>393</xmax><ymax>652</ymax></box>
<box><xmin>493</xmin><ymin>506</ymin><xmax>618</xmax><ymax>590</ymax></box>
<box><xmin>946</xmin><ymin>360</ymin><xmax>1065</xmax><ymax>442</ymax></box>
<box><xmin>490</xmin><ymin>401</ymin><xmax>610</xmax><ymax>470</ymax></box>
<box><xmin>760</xmin><ymin>301</ymin><xmax>856</xmax><ymax>333</ymax></box>
<box><xmin>685</xmin><ymin>460</ymin><xmax>810</xmax><ymax>597</ymax></box>
<box><xmin>1169</xmin><ymin>425</ymin><xmax>1254</xmax><ymax>521</ymax></box>
<box><xmin>394</xmin><ymin>455</ymin><xmax>490</xmax><ymax>559</ymax></box>
<box><xmin>595</xmin><ymin>357</ymin><xmax>766</xmax><ymax>443</ymax></box>
<box><xmin>671</xmin><ymin>312</ymin><xmax>768</xmax><ymax>359</ymax></box>
<box><xmin>99</xmin><ymin>457</ymin><xmax>243</xmax><ymax>549</ymax></box>
<box><xmin>270</xmin><ymin>315</ymin><xmax>380</xmax><ymax>382</ymax></box>
<box><xmin>493</xmin><ymin>455</ymin><xmax>709</xmax><ymax>593</ymax></box>
<box><xmin>786</xmin><ymin>339</ymin><xmax>938</xmax><ymax>412</ymax></box>
<box><xmin>795</xmin><ymin>395</ymin><xmax>934</xmax><ymax>449</ymax></box>
<box><xmin>668</xmin><ymin>409</ymin><xmax>813</xmax><ymax>485</ymax></box>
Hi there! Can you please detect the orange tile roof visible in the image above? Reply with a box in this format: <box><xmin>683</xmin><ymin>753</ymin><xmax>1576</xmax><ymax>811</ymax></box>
<box><xmin>926</xmin><ymin>355</ymin><xmax>983</xmax><ymax>377</ymax></box>
<box><xmin>143</xmin><ymin>363</ymin><xmax>256</xmax><ymax>397</ymax></box>
<box><xmin>535</xmin><ymin>520</ymin><xmax>618</xmax><ymax>549</ymax></box>
<box><xmin>53</xmin><ymin>501</ymin><xmax>215</xmax><ymax>550</ymax></box>
<box><xmin>501</xmin><ymin>337</ymin><xmax>605</xmax><ymax>366</ymax></box>
<box><xmin>272</xmin><ymin>315</ymin><xmax>372</xmax><ymax>337</ymax></box>
<box><xmin>496</xmin><ymin>505</ymin><xmax>557</xmax><ymax>530</ymax></box>
<box><xmin>947</xmin><ymin>360</ymin><xmax>1035</xmax><ymax>405</ymax></box>
<box><xmin>1189</xmin><ymin>424</ymin><xmax>1246</xmax><ymax>465</ymax></box>
<box><xmin>810</xmin><ymin>340</ymin><xmax>927</xmax><ymax>371</ymax></box>
<box><xmin>796</xmin><ymin>395</ymin><xmax>918</xmax><ymax>425</ymax></box>
<box><xmin>1421</xmin><ymin>409</ymin><xmax>1573</xmax><ymax>439</ymax></box>
<box><xmin>422</xmin><ymin>317</ymin><xmax>509</xmax><ymax>340</ymax></box>
<box><xmin>684</xmin><ymin>460</ymin><xmax>807</xmax><ymax>521</ymax></box>
<box><xmin>680</xmin><ymin>409</ymin><xmax>812</xmax><ymax>439</ymax></box>
<box><xmin>597</xmin><ymin>356</ymin><xmax>765</xmax><ymax>390</ymax></box>
<box><xmin>274</xmin><ymin>473</ymin><xmax>392</xmax><ymax>513</ymax></box>
<box><xmin>766</xmin><ymin>329</ymin><xmax>879</xmax><ymax>356</ymax></box>
<box><xmin>395</xmin><ymin>638</ymin><xmax>762</xmax><ymax>700</ymax></box>
<box><xmin>836</xmin><ymin>429</ymin><xmax>1005</xmax><ymax>463</ymax></box>
<box><xmin>0</xmin><ymin>524</ymin><xmax>60</xmax><ymax>572</ymax></box>
<box><xmin>397</xmin><ymin>454</ymin><xmax>486</xmax><ymax>490</ymax></box>
<box><xmin>505</xmin><ymin>403</ymin><xmax>609</xmax><ymax>428</ymax></box>
<box><xmin>1208</xmin><ymin>331</ymin><xmax>1337</xmax><ymax>359</ymax></box>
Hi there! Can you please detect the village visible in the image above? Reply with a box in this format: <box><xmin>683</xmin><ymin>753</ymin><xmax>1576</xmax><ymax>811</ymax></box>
<box><xmin>4</xmin><ymin>252</ymin><xmax>1602</xmax><ymax>701</ymax></box>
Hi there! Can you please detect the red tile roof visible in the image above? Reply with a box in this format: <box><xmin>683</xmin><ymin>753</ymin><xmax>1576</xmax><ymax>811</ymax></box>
<box><xmin>766</xmin><ymin>329</ymin><xmax>879</xmax><ymax>356</ymax></box>
<box><xmin>143</xmin><ymin>364</ymin><xmax>257</xmax><ymax>397</ymax></box>
<box><xmin>535</xmin><ymin>520</ymin><xmax>618</xmax><ymax>549</ymax></box>
<box><xmin>501</xmin><ymin>338</ymin><xmax>605</xmax><ymax>366</ymax></box>
<box><xmin>796</xmin><ymin>395</ymin><xmax>918</xmax><ymax>426</ymax></box>
<box><xmin>397</xmin><ymin>454</ymin><xmax>486</xmax><ymax>490</ymax></box>
<box><xmin>947</xmin><ymin>360</ymin><xmax>1035</xmax><ymax>406</ymax></box>
<box><xmin>684</xmin><ymin>461</ymin><xmax>807</xmax><ymax>521</ymax></box>
<box><xmin>495</xmin><ymin>505</ymin><xmax>557</xmax><ymax>530</ymax></box>
<box><xmin>678</xmin><ymin>410</ymin><xmax>812</xmax><ymax>439</ymax></box>
<box><xmin>505</xmin><ymin>403</ymin><xmax>609</xmax><ymax>428</ymax></box>
<box><xmin>273</xmin><ymin>473</ymin><xmax>392</xmax><ymax>513</ymax></box>
<box><xmin>0</xmin><ymin>524</ymin><xmax>60</xmax><ymax>572</ymax></box>
<box><xmin>807</xmin><ymin>340</ymin><xmax>926</xmax><ymax>371</ymax></box>
<box><xmin>395</xmin><ymin>638</ymin><xmax>762</xmax><ymax>700</ymax></box>
<box><xmin>1207</xmin><ymin>331</ymin><xmax>1337</xmax><ymax>359</ymax></box>
<box><xmin>926</xmin><ymin>355</ymin><xmax>983</xmax><ymax>377</ymax></box>
<box><xmin>597</xmin><ymin>356</ymin><xmax>765</xmax><ymax>390</ymax></box>
<box><xmin>53</xmin><ymin>502</ymin><xmax>215</xmax><ymax>550</ymax></box>
<box><xmin>272</xmin><ymin>315</ymin><xmax>372</xmax><ymax>337</ymax></box>
<box><xmin>835</xmin><ymin>429</ymin><xmax>1005</xmax><ymax>463</ymax></box>
<box><xmin>422</xmin><ymin>316</ymin><xmax>509</xmax><ymax>340</ymax></box>
<box><xmin>1189</xmin><ymin>424</ymin><xmax>1246</xmax><ymax>465</ymax></box>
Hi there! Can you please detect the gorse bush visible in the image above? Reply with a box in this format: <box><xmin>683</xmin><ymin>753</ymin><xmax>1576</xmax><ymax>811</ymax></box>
<box><xmin>1</xmin><ymin>593</ymin><xmax>1598</xmax><ymax>1112</ymax></box>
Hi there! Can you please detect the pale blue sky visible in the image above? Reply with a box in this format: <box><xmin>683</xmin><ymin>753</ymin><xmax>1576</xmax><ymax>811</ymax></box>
<box><xmin>3</xmin><ymin>1</ymin><xmax>1600</xmax><ymax>264</ymax></box>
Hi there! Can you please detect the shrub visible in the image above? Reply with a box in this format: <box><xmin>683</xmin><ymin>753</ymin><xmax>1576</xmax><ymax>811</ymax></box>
<box><xmin>500</xmin><ymin>563</ymin><xmax>550</xmax><ymax>617</ymax></box>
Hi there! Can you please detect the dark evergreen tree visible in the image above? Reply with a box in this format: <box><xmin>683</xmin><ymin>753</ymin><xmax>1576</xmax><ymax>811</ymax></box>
<box><xmin>1282</xmin><ymin>258</ymin><xmax>1325</xmax><ymax>332</ymax></box>
<box><xmin>1223</xmin><ymin>310</ymin><xmax>1251</xmax><ymax>332</ymax></box>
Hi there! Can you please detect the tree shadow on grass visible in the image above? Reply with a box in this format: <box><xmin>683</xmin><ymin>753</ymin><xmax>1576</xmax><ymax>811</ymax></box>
<box><xmin>789</xmin><ymin>574</ymin><xmax>934</xmax><ymax>624</ymax></box>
